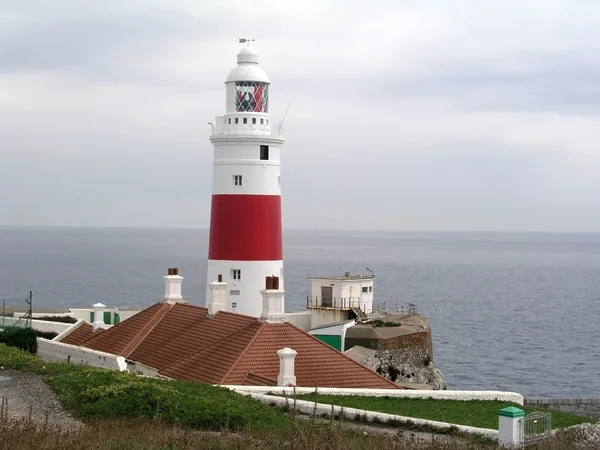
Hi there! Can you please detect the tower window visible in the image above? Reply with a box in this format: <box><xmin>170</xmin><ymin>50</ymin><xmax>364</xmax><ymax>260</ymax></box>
<box><xmin>362</xmin><ymin>287</ymin><xmax>369</xmax><ymax>293</ymax></box>
<box><xmin>260</xmin><ymin>145</ymin><xmax>269</xmax><ymax>160</ymax></box>
<box><xmin>243</xmin><ymin>117</ymin><xmax>247</xmax><ymax>124</ymax></box>
<box><xmin>260</xmin><ymin>118</ymin><xmax>264</xmax><ymax>125</ymax></box>
<box><xmin>235</xmin><ymin>118</ymin><xmax>239</xmax><ymax>124</ymax></box>
<box><xmin>232</xmin><ymin>269</ymin><xmax>241</xmax><ymax>280</ymax></box>
<box><xmin>252</xmin><ymin>118</ymin><xmax>256</xmax><ymax>124</ymax></box>
<box><xmin>233</xmin><ymin>175</ymin><xmax>243</xmax><ymax>186</ymax></box>
<box><xmin>228</xmin><ymin>118</ymin><xmax>231</xmax><ymax>124</ymax></box>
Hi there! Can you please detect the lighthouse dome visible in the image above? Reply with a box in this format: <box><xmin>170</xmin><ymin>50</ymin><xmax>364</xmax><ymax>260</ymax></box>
<box><xmin>226</xmin><ymin>46</ymin><xmax>270</xmax><ymax>84</ymax></box>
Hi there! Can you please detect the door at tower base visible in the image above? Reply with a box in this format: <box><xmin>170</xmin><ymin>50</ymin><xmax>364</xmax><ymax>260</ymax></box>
<box><xmin>206</xmin><ymin>260</ymin><xmax>283</xmax><ymax>318</ymax></box>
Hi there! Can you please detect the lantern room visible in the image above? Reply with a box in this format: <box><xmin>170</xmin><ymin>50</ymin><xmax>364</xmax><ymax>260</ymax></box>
<box><xmin>225</xmin><ymin>46</ymin><xmax>270</xmax><ymax>114</ymax></box>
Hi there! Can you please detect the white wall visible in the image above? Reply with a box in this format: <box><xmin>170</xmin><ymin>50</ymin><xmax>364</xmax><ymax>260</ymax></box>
<box><xmin>37</xmin><ymin>338</ymin><xmax>127</xmax><ymax>371</ymax></box>
<box><xmin>68</xmin><ymin>308</ymin><xmax>140</xmax><ymax>323</ymax></box>
<box><xmin>206</xmin><ymin>260</ymin><xmax>283</xmax><ymax>318</ymax></box>
<box><xmin>310</xmin><ymin>309</ymin><xmax>352</xmax><ymax>329</ymax></box>
<box><xmin>310</xmin><ymin>278</ymin><xmax>374</xmax><ymax>313</ymax></box>
<box><xmin>224</xmin><ymin>385</ymin><xmax>525</xmax><ymax>405</ymax></box>
<box><xmin>0</xmin><ymin>317</ymin><xmax>72</xmax><ymax>334</ymax></box>
<box><xmin>284</xmin><ymin>311</ymin><xmax>311</xmax><ymax>331</ymax></box>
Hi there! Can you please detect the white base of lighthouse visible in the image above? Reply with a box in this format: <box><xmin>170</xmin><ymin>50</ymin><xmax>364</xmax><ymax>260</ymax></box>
<box><xmin>205</xmin><ymin>260</ymin><xmax>284</xmax><ymax>318</ymax></box>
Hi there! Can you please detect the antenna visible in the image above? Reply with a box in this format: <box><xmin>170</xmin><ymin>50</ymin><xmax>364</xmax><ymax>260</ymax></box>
<box><xmin>280</xmin><ymin>102</ymin><xmax>291</xmax><ymax>131</ymax></box>
<box><xmin>238</xmin><ymin>38</ymin><xmax>255</xmax><ymax>46</ymax></box>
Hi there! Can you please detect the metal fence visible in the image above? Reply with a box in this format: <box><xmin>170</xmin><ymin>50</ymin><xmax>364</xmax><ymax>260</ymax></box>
<box><xmin>1</xmin><ymin>291</ymin><xmax>33</xmax><ymax>330</ymax></box>
<box><xmin>369</xmin><ymin>301</ymin><xmax>419</xmax><ymax>319</ymax></box>
<box><xmin>519</xmin><ymin>412</ymin><xmax>552</xmax><ymax>447</ymax></box>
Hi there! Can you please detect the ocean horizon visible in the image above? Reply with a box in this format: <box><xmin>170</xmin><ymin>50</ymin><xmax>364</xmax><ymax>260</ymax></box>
<box><xmin>1</xmin><ymin>225</ymin><xmax>599</xmax><ymax>398</ymax></box>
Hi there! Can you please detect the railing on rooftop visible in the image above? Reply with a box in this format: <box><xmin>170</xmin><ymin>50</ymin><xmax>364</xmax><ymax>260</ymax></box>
<box><xmin>306</xmin><ymin>296</ymin><xmax>362</xmax><ymax>310</ymax></box>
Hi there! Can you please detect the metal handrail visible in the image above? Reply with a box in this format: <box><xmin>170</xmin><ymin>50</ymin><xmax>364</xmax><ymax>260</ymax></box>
<box><xmin>306</xmin><ymin>296</ymin><xmax>362</xmax><ymax>310</ymax></box>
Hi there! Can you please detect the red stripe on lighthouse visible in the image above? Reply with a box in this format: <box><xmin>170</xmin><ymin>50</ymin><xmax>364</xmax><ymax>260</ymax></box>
<box><xmin>208</xmin><ymin>194</ymin><xmax>282</xmax><ymax>261</ymax></box>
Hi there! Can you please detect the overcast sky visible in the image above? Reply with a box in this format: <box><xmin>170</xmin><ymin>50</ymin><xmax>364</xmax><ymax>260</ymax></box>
<box><xmin>1</xmin><ymin>0</ymin><xmax>599</xmax><ymax>232</ymax></box>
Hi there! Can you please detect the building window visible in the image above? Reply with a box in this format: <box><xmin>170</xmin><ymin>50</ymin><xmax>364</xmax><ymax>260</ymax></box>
<box><xmin>252</xmin><ymin>118</ymin><xmax>256</xmax><ymax>124</ymax></box>
<box><xmin>233</xmin><ymin>175</ymin><xmax>243</xmax><ymax>186</ymax></box>
<box><xmin>266</xmin><ymin>119</ymin><xmax>269</xmax><ymax>125</ymax></box>
<box><xmin>260</xmin><ymin>145</ymin><xmax>269</xmax><ymax>160</ymax></box>
<box><xmin>243</xmin><ymin>117</ymin><xmax>247</xmax><ymax>124</ymax></box>
<box><xmin>362</xmin><ymin>286</ymin><xmax>368</xmax><ymax>293</ymax></box>
<box><xmin>228</xmin><ymin>118</ymin><xmax>231</xmax><ymax>124</ymax></box>
<box><xmin>235</xmin><ymin>118</ymin><xmax>239</xmax><ymax>124</ymax></box>
<box><xmin>232</xmin><ymin>269</ymin><xmax>241</xmax><ymax>280</ymax></box>
<box><xmin>230</xmin><ymin>290</ymin><xmax>240</xmax><ymax>296</ymax></box>
<box><xmin>278</xmin><ymin>176</ymin><xmax>280</xmax><ymax>188</ymax></box>
<box><xmin>260</xmin><ymin>118</ymin><xmax>264</xmax><ymax>125</ymax></box>
<box><xmin>369</xmin><ymin>286</ymin><xmax>373</xmax><ymax>292</ymax></box>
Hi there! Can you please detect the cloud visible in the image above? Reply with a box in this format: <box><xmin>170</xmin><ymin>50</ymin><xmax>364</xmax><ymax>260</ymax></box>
<box><xmin>1</xmin><ymin>0</ymin><xmax>600</xmax><ymax>232</ymax></box>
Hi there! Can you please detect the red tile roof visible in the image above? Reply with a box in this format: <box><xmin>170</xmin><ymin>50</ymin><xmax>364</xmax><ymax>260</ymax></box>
<box><xmin>81</xmin><ymin>302</ymin><xmax>171</xmax><ymax>356</ymax></box>
<box><xmin>65</xmin><ymin>301</ymin><xmax>401</xmax><ymax>390</ymax></box>
<box><xmin>59</xmin><ymin>321</ymin><xmax>102</xmax><ymax>346</ymax></box>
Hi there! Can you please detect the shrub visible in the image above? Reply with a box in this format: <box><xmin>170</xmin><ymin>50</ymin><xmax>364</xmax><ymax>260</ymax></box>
<box><xmin>0</xmin><ymin>343</ymin><xmax>43</xmax><ymax>370</ymax></box>
<box><xmin>34</xmin><ymin>315</ymin><xmax>78</xmax><ymax>324</ymax></box>
<box><xmin>34</xmin><ymin>330</ymin><xmax>59</xmax><ymax>340</ymax></box>
<box><xmin>0</xmin><ymin>328</ymin><xmax>38</xmax><ymax>354</ymax></box>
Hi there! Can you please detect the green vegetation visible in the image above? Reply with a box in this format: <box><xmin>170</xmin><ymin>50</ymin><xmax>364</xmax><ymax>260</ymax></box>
<box><xmin>285</xmin><ymin>393</ymin><xmax>591</xmax><ymax>431</ymax></box>
<box><xmin>0</xmin><ymin>344</ymin><xmax>596</xmax><ymax>449</ymax></box>
<box><xmin>0</xmin><ymin>328</ymin><xmax>38</xmax><ymax>354</ymax></box>
<box><xmin>33</xmin><ymin>330</ymin><xmax>59</xmax><ymax>340</ymax></box>
<box><xmin>33</xmin><ymin>315</ymin><xmax>78</xmax><ymax>324</ymax></box>
<box><xmin>0</xmin><ymin>344</ymin><xmax>287</xmax><ymax>432</ymax></box>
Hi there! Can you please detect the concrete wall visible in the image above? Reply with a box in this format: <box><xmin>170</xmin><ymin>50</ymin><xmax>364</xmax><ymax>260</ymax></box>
<box><xmin>37</xmin><ymin>338</ymin><xmax>127</xmax><ymax>371</ymax></box>
<box><xmin>1</xmin><ymin>317</ymin><xmax>72</xmax><ymax>334</ymax></box>
<box><xmin>283</xmin><ymin>311</ymin><xmax>311</xmax><ymax>331</ymax></box>
<box><xmin>225</xmin><ymin>385</ymin><xmax>525</xmax><ymax>404</ymax></box>
<box><xmin>524</xmin><ymin>398</ymin><xmax>600</xmax><ymax>422</ymax></box>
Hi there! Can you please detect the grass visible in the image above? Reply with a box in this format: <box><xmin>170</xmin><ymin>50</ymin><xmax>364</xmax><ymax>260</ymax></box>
<box><xmin>284</xmin><ymin>393</ymin><xmax>592</xmax><ymax>431</ymax></box>
<box><xmin>0</xmin><ymin>344</ymin><xmax>287</xmax><ymax>432</ymax></box>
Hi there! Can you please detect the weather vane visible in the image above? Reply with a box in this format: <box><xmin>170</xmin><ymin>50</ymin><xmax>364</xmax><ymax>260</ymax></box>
<box><xmin>238</xmin><ymin>37</ymin><xmax>255</xmax><ymax>46</ymax></box>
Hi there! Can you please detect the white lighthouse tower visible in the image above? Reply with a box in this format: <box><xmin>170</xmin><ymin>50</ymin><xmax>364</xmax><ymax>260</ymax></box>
<box><xmin>205</xmin><ymin>41</ymin><xmax>285</xmax><ymax>318</ymax></box>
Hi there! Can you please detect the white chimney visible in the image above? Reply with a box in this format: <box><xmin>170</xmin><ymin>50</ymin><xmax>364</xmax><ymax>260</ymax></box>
<box><xmin>207</xmin><ymin>274</ymin><xmax>227</xmax><ymax>316</ymax></box>
<box><xmin>92</xmin><ymin>302</ymin><xmax>106</xmax><ymax>331</ymax></box>
<box><xmin>163</xmin><ymin>268</ymin><xmax>183</xmax><ymax>302</ymax></box>
<box><xmin>260</xmin><ymin>276</ymin><xmax>285</xmax><ymax>323</ymax></box>
<box><xmin>277</xmin><ymin>347</ymin><xmax>297</xmax><ymax>387</ymax></box>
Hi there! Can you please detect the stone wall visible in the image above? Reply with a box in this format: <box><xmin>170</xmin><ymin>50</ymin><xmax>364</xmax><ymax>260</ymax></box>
<box><xmin>525</xmin><ymin>398</ymin><xmax>600</xmax><ymax>422</ymax></box>
<box><xmin>379</xmin><ymin>330</ymin><xmax>430</xmax><ymax>367</ymax></box>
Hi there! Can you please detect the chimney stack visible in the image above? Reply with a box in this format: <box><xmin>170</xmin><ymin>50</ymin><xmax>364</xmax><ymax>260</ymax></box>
<box><xmin>164</xmin><ymin>268</ymin><xmax>183</xmax><ymax>302</ymax></box>
<box><xmin>260</xmin><ymin>276</ymin><xmax>285</xmax><ymax>323</ymax></box>
<box><xmin>207</xmin><ymin>274</ymin><xmax>227</xmax><ymax>316</ymax></box>
<box><xmin>92</xmin><ymin>302</ymin><xmax>106</xmax><ymax>331</ymax></box>
<box><xmin>277</xmin><ymin>347</ymin><xmax>297</xmax><ymax>387</ymax></box>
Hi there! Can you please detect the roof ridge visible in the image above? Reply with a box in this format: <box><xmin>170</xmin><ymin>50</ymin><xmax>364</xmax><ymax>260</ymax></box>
<box><xmin>282</xmin><ymin>322</ymin><xmax>401</xmax><ymax>389</ymax></box>
<box><xmin>219</xmin><ymin>322</ymin><xmax>266</xmax><ymax>384</ymax></box>
<box><xmin>159</xmin><ymin>319</ymin><xmax>264</xmax><ymax>374</ymax></box>
<box><xmin>120</xmin><ymin>302</ymin><xmax>174</xmax><ymax>357</ymax></box>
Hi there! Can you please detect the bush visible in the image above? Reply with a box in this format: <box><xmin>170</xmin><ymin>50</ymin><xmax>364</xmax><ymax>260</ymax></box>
<box><xmin>34</xmin><ymin>330</ymin><xmax>59</xmax><ymax>340</ymax></box>
<box><xmin>34</xmin><ymin>315</ymin><xmax>78</xmax><ymax>324</ymax></box>
<box><xmin>0</xmin><ymin>328</ymin><xmax>38</xmax><ymax>354</ymax></box>
<box><xmin>0</xmin><ymin>343</ymin><xmax>43</xmax><ymax>370</ymax></box>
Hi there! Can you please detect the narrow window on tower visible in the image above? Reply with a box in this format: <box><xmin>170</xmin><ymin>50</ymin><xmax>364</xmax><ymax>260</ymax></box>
<box><xmin>233</xmin><ymin>175</ymin><xmax>243</xmax><ymax>186</ymax></box>
<box><xmin>260</xmin><ymin>118</ymin><xmax>264</xmax><ymax>125</ymax></box>
<box><xmin>231</xmin><ymin>269</ymin><xmax>241</xmax><ymax>280</ymax></box>
<box><xmin>260</xmin><ymin>145</ymin><xmax>269</xmax><ymax>160</ymax></box>
<box><xmin>235</xmin><ymin>118</ymin><xmax>239</xmax><ymax>124</ymax></box>
<box><xmin>228</xmin><ymin>118</ymin><xmax>231</xmax><ymax>124</ymax></box>
<box><xmin>252</xmin><ymin>118</ymin><xmax>256</xmax><ymax>124</ymax></box>
<box><xmin>243</xmin><ymin>117</ymin><xmax>247</xmax><ymax>124</ymax></box>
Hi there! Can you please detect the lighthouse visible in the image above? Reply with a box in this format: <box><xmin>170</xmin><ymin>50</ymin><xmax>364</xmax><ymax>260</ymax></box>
<box><xmin>205</xmin><ymin>41</ymin><xmax>285</xmax><ymax>318</ymax></box>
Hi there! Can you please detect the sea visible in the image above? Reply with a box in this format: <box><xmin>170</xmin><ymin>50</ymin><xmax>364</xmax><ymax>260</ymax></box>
<box><xmin>1</xmin><ymin>226</ymin><xmax>599</xmax><ymax>398</ymax></box>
